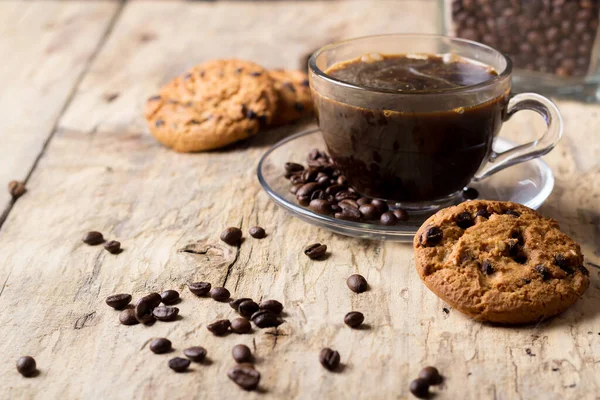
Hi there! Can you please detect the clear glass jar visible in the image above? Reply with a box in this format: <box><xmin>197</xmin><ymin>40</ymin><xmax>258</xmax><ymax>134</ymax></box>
<box><xmin>440</xmin><ymin>0</ymin><xmax>600</xmax><ymax>101</ymax></box>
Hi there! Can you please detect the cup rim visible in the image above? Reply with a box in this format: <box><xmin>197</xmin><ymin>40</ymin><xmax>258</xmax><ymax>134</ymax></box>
<box><xmin>308</xmin><ymin>33</ymin><xmax>513</xmax><ymax>95</ymax></box>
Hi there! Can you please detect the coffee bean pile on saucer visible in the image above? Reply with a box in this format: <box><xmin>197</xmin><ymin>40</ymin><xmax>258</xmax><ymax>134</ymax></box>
<box><xmin>285</xmin><ymin>149</ymin><xmax>409</xmax><ymax>225</ymax></box>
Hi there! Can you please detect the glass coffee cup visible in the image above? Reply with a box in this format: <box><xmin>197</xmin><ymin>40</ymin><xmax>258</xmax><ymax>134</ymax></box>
<box><xmin>308</xmin><ymin>34</ymin><xmax>562</xmax><ymax>211</ymax></box>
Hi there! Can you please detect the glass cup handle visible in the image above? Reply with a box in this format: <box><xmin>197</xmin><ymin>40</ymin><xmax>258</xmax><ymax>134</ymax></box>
<box><xmin>473</xmin><ymin>93</ymin><xmax>563</xmax><ymax>181</ymax></box>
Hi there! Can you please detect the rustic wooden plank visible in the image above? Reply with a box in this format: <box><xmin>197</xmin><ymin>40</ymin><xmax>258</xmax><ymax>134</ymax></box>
<box><xmin>0</xmin><ymin>1</ymin><xmax>598</xmax><ymax>399</ymax></box>
<box><xmin>0</xmin><ymin>0</ymin><xmax>121</xmax><ymax>223</ymax></box>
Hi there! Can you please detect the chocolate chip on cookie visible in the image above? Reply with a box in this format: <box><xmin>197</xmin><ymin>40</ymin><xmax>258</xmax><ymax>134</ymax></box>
<box><xmin>268</xmin><ymin>69</ymin><xmax>314</xmax><ymax>126</ymax></box>
<box><xmin>414</xmin><ymin>200</ymin><xmax>590</xmax><ymax>324</ymax></box>
<box><xmin>145</xmin><ymin>59</ymin><xmax>278</xmax><ymax>152</ymax></box>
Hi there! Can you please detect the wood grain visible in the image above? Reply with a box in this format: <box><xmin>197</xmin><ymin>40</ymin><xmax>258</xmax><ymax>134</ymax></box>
<box><xmin>0</xmin><ymin>1</ymin><xmax>120</xmax><ymax>222</ymax></box>
<box><xmin>0</xmin><ymin>1</ymin><xmax>598</xmax><ymax>399</ymax></box>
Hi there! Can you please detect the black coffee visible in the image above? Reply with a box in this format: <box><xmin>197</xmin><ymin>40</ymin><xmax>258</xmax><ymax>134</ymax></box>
<box><xmin>315</xmin><ymin>53</ymin><xmax>507</xmax><ymax>202</ymax></box>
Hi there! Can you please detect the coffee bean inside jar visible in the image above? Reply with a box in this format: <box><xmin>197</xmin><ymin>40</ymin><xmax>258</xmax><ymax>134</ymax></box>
<box><xmin>448</xmin><ymin>0</ymin><xmax>599</xmax><ymax>77</ymax></box>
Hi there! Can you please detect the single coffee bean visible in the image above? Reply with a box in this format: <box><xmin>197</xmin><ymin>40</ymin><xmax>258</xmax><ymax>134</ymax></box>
<box><xmin>380</xmin><ymin>211</ymin><xmax>397</xmax><ymax>226</ymax></box>
<box><xmin>309</xmin><ymin>199</ymin><xmax>333</xmax><ymax>215</ymax></box>
<box><xmin>290</xmin><ymin>173</ymin><xmax>304</xmax><ymax>185</ymax></box>
<box><xmin>249</xmin><ymin>226</ymin><xmax>266</xmax><ymax>239</ymax></box>
<box><xmin>207</xmin><ymin>319</ymin><xmax>231</xmax><ymax>335</ymax></box>
<box><xmin>302</xmin><ymin>168</ymin><xmax>319</xmax><ymax>182</ymax></box>
<box><xmin>228</xmin><ymin>364</ymin><xmax>261</xmax><ymax>391</ymax></box>
<box><xmin>188</xmin><ymin>281</ymin><xmax>211</xmax><ymax>296</ymax></box>
<box><xmin>152</xmin><ymin>306</ymin><xmax>179</xmax><ymax>322</ymax></box>
<box><xmin>82</xmin><ymin>231</ymin><xmax>104</xmax><ymax>245</ymax></box>
<box><xmin>325</xmin><ymin>184</ymin><xmax>346</xmax><ymax>195</ymax></box>
<box><xmin>210</xmin><ymin>287</ymin><xmax>231</xmax><ymax>302</ymax></box>
<box><xmin>456</xmin><ymin>212</ymin><xmax>474</xmax><ymax>229</ymax></box>
<box><xmin>16</xmin><ymin>356</ymin><xmax>36</xmax><ymax>377</ymax></box>
<box><xmin>316</xmin><ymin>175</ymin><xmax>330</xmax><ymax>186</ymax></box>
<box><xmin>183</xmin><ymin>346</ymin><xmax>207</xmax><ymax>362</ymax></box>
<box><xmin>136</xmin><ymin>293</ymin><xmax>162</xmax><ymax>308</ymax></box>
<box><xmin>310</xmin><ymin>189</ymin><xmax>326</xmax><ymax>201</ymax></box>
<box><xmin>347</xmin><ymin>274</ymin><xmax>368</xmax><ymax>293</ymax></box>
<box><xmin>371</xmin><ymin>199</ymin><xmax>389</xmax><ymax>213</ymax></box>
<box><xmin>231</xmin><ymin>317</ymin><xmax>252</xmax><ymax>334</ymax></box>
<box><xmin>8</xmin><ymin>180</ymin><xmax>26</xmax><ymax>199</ymax></box>
<box><xmin>296</xmin><ymin>182</ymin><xmax>320</xmax><ymax>197</ymax></box>
<box><xmin>150</xmin><ymin>338</ymin><xmax>172</xmax><ymax>354</ymax></box>
<box><xmin>462</xmin><ymin>187</ymin><xmax>479</xmax><ymax>200</ymax></box>
<box><xmin>160</xmin><ymin>290</ymin><xmax>180</xmax><ymax>305</ymax></box>
<box><xmin>259</xmin><ymin>299</ymin><xmax>283</xmax><ymax>315</ymax></box>
<box><xmin>319</xmin><ymin>348</ymin><xmax>340</xmax><ymax>371</ymax></box>
<box><xmin>105</xmin><ymin>293</ymin><xmax>132</xmax><ymax>309</ymax></box>
<box><xmin>335</xmin><ymin>190</ymin><xmax>359</xmax><ymax>202</ymax></box>
<box><xmin>337</xmin><ymin>175</ymin><xmax>348</xmax><ymax>185</ymax></box>
<box><xmin>393</xmin><ymin>208</ymin><xmax>409</xmax><ymax>222</ymax></box>
<box><xmin>238</xmin><ymin>300</ymin><xmax>259</xmax><ymax>318</ymax></box>
<box><xmin>304</xmin><ymin>243</ymin><xmax>327</xmax><ymax>260</ymax></box>
<box><xmin>344</xmin><ymin>311</ymin><xmax>365</xmax><ymax>328</ymax></box>
<box><xmin>251</xmin><ymin>310</ymin><xmax>282</xmax><ymax>328</ymax></box>
<box><xmin>232</xmin><ymin>344</ymin><xmax>253</xmax><ymax>363</ymax></box>
<box><xmin>135</xmin><ymin>300</ymin><xmax>155</xmax><ymax>324</ymax></box>
<box><xmin>359</xmin><ymin>204</ymin><xmax>380</xmax><ymax>220</ymax></box>
<box><xmin>297</xmin><ymin>195</ymin><xmax>310</xmax><ymax>206</ymax></box>
<box><xmin>418</xmin><ymin>366</ymin><xmax>443</xmax><ymax>385</ymax></box>
<box><xmin>230</xmin><ymin>298</ymin><xmax>253</xmax><ymax>311</ymax></box>
<box><xmin>290</xmin><ymin>183</ymin><xmax>303</xmax><ymax>194</ymax></box>
<box><xmin>284</xmin><ymin>162</ymin><xmax>304</xmax><ymax>174</ymax></box>
<box><xmin>119</xmin><ymin>308</ymin><xmax>139</xmax><ymax>325</ymax></box>
<box><xmin>338</xmin><ymin>199</ymin><xmax>359</xmax><ymax>209</ymax></box>
<box><xmin>337</xmin><ymin>207</ymin><xmax>362</xmax><ymax>221</ymax></box>
<box><xmin>420</xmin><ymin>227</ymin><xmax>443</xmax><ymax>247</ymax></box>
<box><xmin>409</xmin><ymin>378</ymin><xmax>430</xmax><ymax>398</ymax></box>
<box><xmin>104</xmin><ymin>240</ymin><xmax>121</xmax><ymax>254</ymax></box>
<box><xmin>168</xmin><ymin>357</ymin><xmax>191</xmax><ymax>372</ymax></box>
<box><xmin>356</xmin><ymin>197</ymin><xmax>370</xmax><ymax>206</ymax></box>
<box><xmin>220</xmin><ymin>227</ymin><xmax>243</xmax><ymax>246</ymax></box>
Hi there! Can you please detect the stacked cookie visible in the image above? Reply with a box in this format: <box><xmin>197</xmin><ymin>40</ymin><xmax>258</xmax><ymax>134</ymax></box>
<box><xmin>413</xmin><ymin>200</ymin><xmax>590</xmax><ymax>324</ymax></box>
<box><xmin>145</xmin><ymin>59</ymin><xmax>313</xmax><ymax>152</ymax></box>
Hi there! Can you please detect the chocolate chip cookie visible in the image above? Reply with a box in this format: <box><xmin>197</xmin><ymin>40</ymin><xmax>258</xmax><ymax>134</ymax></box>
<box><xmin>268</xmin><ymin>69</ymin><xmax>313</xmax><ymax>126</ymax></box>
<box><xmin>145</xmin><ymin>59</ymin><xmax>278</xmax><ymax>152</ymax></box>
<box><xmin>414</xmin><ymin>200</ymin><xmax>589</xmax><ymax>324</ymax></box>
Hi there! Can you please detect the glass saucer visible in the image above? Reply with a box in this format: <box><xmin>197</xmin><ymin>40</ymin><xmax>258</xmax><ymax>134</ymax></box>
<box><xmin>257</xmin><ymin>128</ymin><xmax>554</xmax><ymax>242</ymax></box>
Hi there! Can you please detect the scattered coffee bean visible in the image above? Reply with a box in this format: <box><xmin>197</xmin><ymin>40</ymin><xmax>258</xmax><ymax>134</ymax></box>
<box><xmin>259</xmin><ymin>299</ymin><xmax>283</xmax><ymax>315</ymax></box>
<box><xmin>319</xmin><ymin>348</ymin><xmax>340</xmax><ymax>371</ymax></box>
<box><xmin>462</xmin><ymin>187</ymin><xmax>479</xmax><ymax>200</ymax></box>
<box><xmin>189</xmin><ymin>281</ymin><xmax>211</xmax><ymax>296</ymax></box>
<box><xmin>150</xmin><ymin>338</ymin><xmax>172</xmax><ymax>354</ymax></box>
<box><xmin>344</xmin><ymin>311</ymin><xmax>364</xmax><ymax>328</ymax></box>
<box><xmin>207</xmin><ymin>319</ymin><xmax>231</xmax><ymax>335</ymax></box>
<box><xmin>119</xmin><ymin>309</ymin><xmax>139</xmax><ymax>325</ymax></box>
<box><xmin>409</xmin><ymin>378</ymin><xmax>430</xmax><ymax>398</ymax></box>
<box><xmin>231</xmin><ymin>317</ymin><xmax>252</xmax><ymax>334</ymax></box>
<box><xmin>304</xmin><ymin>243</ymin><xmax>327</xmax><ymax>260</ymax></box>
<box><xmin>380</xmin><ymin>211</ymin><xmax>398</xmax><ymax>226</ymax></box>
<box><xmin>228</xmin><ymin>364</ymin><xmax>261</xmax><ymax>391</ymax></box>
<box><xmin>210</xmin><ymin>287</ymin><xmax>230</xmax><ymax>302</ymax></box>
<box><xmin>456</xmin><ymin>212</ymin><xmax>474</xmax><ymax>229</ymax></box>
<box><xmin>418</xmin><ymin>366</ymin><xmax>443</xmax><ymax>385</ymax></box>
<box><xmin>371</xmin><ymin>199</ymin><xmax>389</xmax><ymax>213</ymax></box>
<box><xmin>230</xmin><ymin>298</ymin><xmax>253</xmax><ymax>311</ymax></box>
<box><xmin>347</xmin><ymin>274</ymin><xmax>368</xmax><ymax>293</ymax></box>
<box><xmin>104</xmin><ymin>240</ymin><xmax>121</xmax><ymax>254</ymax></box>
<box><xmin>393</xmin><ymin>208</ymin><xmax>409</xmax><ymax>222</ymax></box>
<box><xmin>82</xmin><ymin>231</ymin><xmax>104</xmax><ymax>245</ymax></box>
<box><xmin>232</xmin><ymin>344</ymin><xmax>253</xmax><ymax>363</ymax></box>
<box><xmin>420</xmin><ymin>226</ymin><xmax>443</xmax><ymax>247</ymax></box>
<box><xmin>160</xmin><ymin>290</ymin><xmax>180</xmax><ymax>305</ymax></box>
<box><xmin>220</xmin><ymin>227</ymin><xmax>243</xmax><ymax>246</ymax></box>
<box><xmin>238</xmin><ymin>300</ymin><xmax>259</xmax><ymax>318</ymax></box>
<box><xmin>105</xmin><ymin>293</ymin><xmax>132</xmax><ymax>309</ymax></box>
<box><xmin>134</xmin><ymin>300</ymin><xmax>156</xmax><ymax>324</ymax></box>
<box><xmin>136</xmin><ymin>293</ymin><xmax>162</xmax><ymax>308</ymax></box>
<box><xmin>168</xmin><ymin>357</ymin><xmax>191</xmax><ymax>372</ymax></box>
<box><xmin>8</xmin><ymin>180</ymin><xmax>26</xmax><ymax>199</ymax></box>
<box><xmin>251</xmin><ymin>310</ymin><xmax>282</xmax><ymax>328</ymax></box>
<box><xmin>152</xmin><ymin>306</ymin><xmax>179</xmax><ymax>322</ymax></box>
<box><xmin>16</xmin><ymin>356</ymin><xmax>36</xmax><ymax>377</ymax></box>
<box><xmin>310</xmin><ymin>199</ymin><xmax>333</xmax><ymax>215</ymax></box>
<box><xmin>249</xmin><ymin>226</ymin><xmax>266</xmax><ymax>239</ymax></box>
<box><xmin>183</xmin><ymin>346</ymin><xmax>207</xmax><ymax>362</ymax></box>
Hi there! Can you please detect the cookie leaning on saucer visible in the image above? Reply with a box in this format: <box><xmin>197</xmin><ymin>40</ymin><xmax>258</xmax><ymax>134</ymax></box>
<box><xmin>145</xmin><ymin>59</ymin><xmax>278</xmax><ymax>152</ymax></box>
<box><xmin>413</xmin><ymin>200</ymin><xmax>590</xmax><ymax>324</ymax></box>
<box><xmin>268</xmin><ymin>69</ymin><xmax>314</xmax><ymax>126</ymax></box>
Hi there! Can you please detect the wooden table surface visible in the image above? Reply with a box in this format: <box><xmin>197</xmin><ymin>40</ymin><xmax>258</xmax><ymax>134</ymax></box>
<box><xmin>0</xmin><ymin>1</ymin><xmax>598</xmax><ymax>399</ymax></box>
